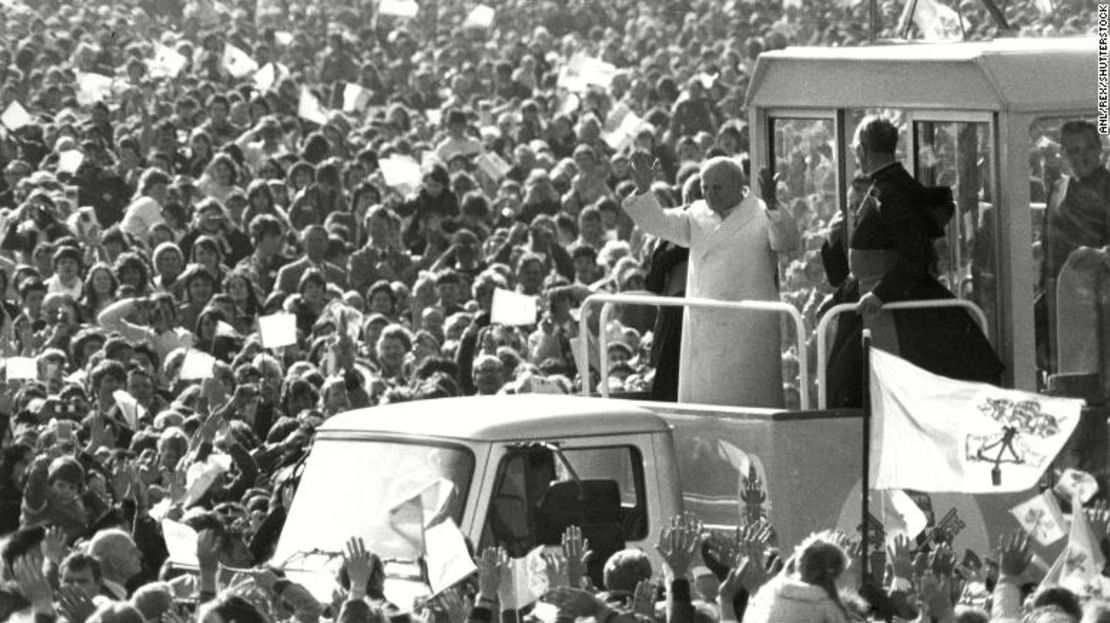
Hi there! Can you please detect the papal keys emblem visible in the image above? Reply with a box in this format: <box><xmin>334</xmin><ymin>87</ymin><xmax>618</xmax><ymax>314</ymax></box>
<box><xmin>965</xmin><ymin>398</ymin><xmax>1059</xmax><ymax>486</ymax></box>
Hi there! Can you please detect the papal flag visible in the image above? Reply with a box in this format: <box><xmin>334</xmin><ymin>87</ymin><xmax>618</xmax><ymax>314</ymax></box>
<box><xmin>870</xmin><ymin>348</ymin><xmax>1083</xmax><ymax>493</ymax></box>
<box><xmin>1040</xmin><ymin>494</ymin><xmax>1107</xmax><ymax>596</ymax></box>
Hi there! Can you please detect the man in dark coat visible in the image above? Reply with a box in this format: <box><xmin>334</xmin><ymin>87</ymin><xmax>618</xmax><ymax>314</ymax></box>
<box><xmin>825</xmin><ymin>116</ymin><xmax>1002</xmax><ymax>407</ymax></box>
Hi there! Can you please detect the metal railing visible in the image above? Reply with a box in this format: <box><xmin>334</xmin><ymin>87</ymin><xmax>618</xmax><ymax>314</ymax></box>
<box><xmin>815</xmin><ymin>299</ymin><xmax>991</xmax><ymax>409</ymax></box>
<box><xmin>576</xmin><ymin>293</ymin><xmax>810</xmax><ymax>410</ymax></box>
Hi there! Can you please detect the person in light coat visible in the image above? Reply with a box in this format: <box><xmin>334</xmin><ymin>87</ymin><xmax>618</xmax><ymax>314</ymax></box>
<box><xmin>622</xmin><ymin>152</ymin><xmax>799</xmax><ymax>407</ymax></box>
<box><xmin>742</xmin><ymin>535</ymin><xmax>852</xmax><ymax>623</ymax></box>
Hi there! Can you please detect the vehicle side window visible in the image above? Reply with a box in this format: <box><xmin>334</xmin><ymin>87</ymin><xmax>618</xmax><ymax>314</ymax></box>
<box><xmin>557</xmin><ymin>446</ymin><xmax>647</xmax><ymax>541</ymax></box>
<box><xmin>770</xmin><ymin>116</ymin><xmax>839</xmax><ymax>408</ymax></box>
<box><xmin>479</xmin><ymin>445</ymin><xmax>648</xmax><ymax>558</ymax></box>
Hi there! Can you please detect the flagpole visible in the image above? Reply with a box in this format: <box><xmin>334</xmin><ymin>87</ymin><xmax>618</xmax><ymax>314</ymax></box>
<box><xmin>860</xmin><ymin>328</ymin><xmax>872</xmax><ymax>581</ymax></box>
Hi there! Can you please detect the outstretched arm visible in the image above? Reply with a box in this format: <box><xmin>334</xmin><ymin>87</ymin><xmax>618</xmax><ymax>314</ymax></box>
<box><xmin>622</xmin><ymin>192</ymin><xmax>693</xmax><ymax>248</ymax></box>
<box><xmin>623</xmin><ymin>151</ymin><xmax>693</xmax><ymax>247</ymax></box>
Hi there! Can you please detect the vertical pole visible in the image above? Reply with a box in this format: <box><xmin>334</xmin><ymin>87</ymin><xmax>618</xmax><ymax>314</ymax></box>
<box><xmin>860</xmin><ymin>329</ymin><xmax>873</xmax><ymax>579</ymax></box>
<box><xmin>868</xmin><ymin>0</ymin><xmax>879</xmax><ymax>43</ymax></box>
<box><xmin>898</xmin><ymin>0</ymin><xmax>920</xmax><ymax>39</ymax></box>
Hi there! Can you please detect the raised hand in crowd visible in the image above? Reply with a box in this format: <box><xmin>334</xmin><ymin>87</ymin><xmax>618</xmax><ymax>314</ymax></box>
<box><xmin>40</xmin><ymin>525</ymin><xmax>68</xmax><ymax>566</ymax></box>
<box><xmin>886</xmin><ymin>532</ymin><xmax>915</xmax><ymax>590</ymax></box>
<box><xmin>435</xmin><ymin>586</ymin><xmax>472</xmax><ymax>623</ymax></box>
<box><xmin>56</xmin><ymin>584</ymin><xmax>96</xmax><ymax>623</ymax></box>
<box><xmin>561</xmin><ymin>525</ymin><xmax>592</xmax><ymax>590</ymax></box>
<box><xmin>656</xmin><ymin>513</ymin><xmax>703</xmax><ymax>578</ymax></box>
<box><xmin>1087</xmin><ymin>499</ymin><xmax>1110</xmax><ymax>542</ymax></box>
<box><xmin>475</xmin><ymin>546</ymin><xmax>506</xmax><ymax>608</ymax></box>
<box><xmin>631</xmin><ymin>578</ymin><xmax>656</xmax><ymax>618</ymax></box>
<box><xmin>343</xmin><ymin>536</ymin><xmax>373</xmax><ymax>601</ymax></box>
<box><xmin>997</xmin><ymin>530</ymin><xmax>1032</xmax><ymax>580</ymax></box>
<box><xmin>12</xmin><ymin>554</ymin><xmax>53</xmax><ymax>617</ymax></box>
<box><xmin>541</xmin><ymin>549</ymin><xmax>570</xmax><ymax>590</ymax></box>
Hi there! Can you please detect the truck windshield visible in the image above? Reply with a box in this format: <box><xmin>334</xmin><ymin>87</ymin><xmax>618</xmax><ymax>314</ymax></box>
<box><xmin>274</xmin><ymin>438</ymin><xmax>474</xmax><ymax>569</ymax></box>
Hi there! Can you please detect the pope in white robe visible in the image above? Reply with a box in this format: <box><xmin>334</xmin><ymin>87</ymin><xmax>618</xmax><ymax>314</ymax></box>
<box><xmin>622</xmin><ymin>155</ymin><xmax>800</xmax><ymax>407</ymax></box>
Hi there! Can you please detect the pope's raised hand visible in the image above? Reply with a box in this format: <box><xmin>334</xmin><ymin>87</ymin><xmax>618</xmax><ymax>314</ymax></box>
<box><xmin>629</xmin><ymin>151</ymin><xmax>658</xmax><ymax>194</ymax></box>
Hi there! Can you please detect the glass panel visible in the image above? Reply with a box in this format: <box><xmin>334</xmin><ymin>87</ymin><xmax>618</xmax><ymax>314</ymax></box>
<box><xmin>770</xmin><ymin>117</ymin><xmax>839</xmax><ymax>408</ymax></box>
<box><xmin>275</xmin><ymin>440</ymin><xmax>474</xmax><ymax>565</ymax></box>
<box><xmin>480</xmin><ymin>445</ymin><xmax>647</xmax><ymax>555</ymax></box>
<box><xmin>559</xmin><ymin>446</ymin><xmax>643</xmax><ymax>513</ymax></box>
<box><xmin>912</xmin><ymin>121</ymin><xmax>999</xmax><ymax>345</ymax></box>
<box><xmin>770</xmin><ymin>118</ymin><xmax>839</xmax><ymax>228</ymax></box>
<box><xmin>1029</xmin><ymin>116</ymin><xmax>1110</xmax><ymax>387</ymax></box>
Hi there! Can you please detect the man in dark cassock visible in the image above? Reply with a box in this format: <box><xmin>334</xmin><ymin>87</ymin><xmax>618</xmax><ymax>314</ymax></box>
<box><xmin>824</xmin><ymin>116</ymin><xmax>1003</xmax><ymax>407</ymax></box>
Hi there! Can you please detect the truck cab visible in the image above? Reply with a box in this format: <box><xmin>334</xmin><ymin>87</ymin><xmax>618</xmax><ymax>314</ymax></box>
<box><xmin>272</xmin><ymin>395</ymin><xmax>680</xmax><ymax>606</ymax></box>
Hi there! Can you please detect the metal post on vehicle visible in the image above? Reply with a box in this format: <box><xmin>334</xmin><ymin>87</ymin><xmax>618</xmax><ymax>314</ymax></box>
<box><xmin>814</xmin><ymin>299</ymin><xmax>991</xmax><ymax>409</ymax></box>
<box><xmin>859</xmin><ymin>329</ymin><xmax>872</xmax><ymax>580</ymax></box>
<box><xmin>576</xmin><ymin>293</ymin><xmax>811</xmax><ymax>410</ymax></box>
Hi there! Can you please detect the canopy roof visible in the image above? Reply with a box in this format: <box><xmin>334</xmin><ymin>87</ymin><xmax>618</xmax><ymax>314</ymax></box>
<box><xmin>747</xmin><ymin>37</ymin><xmax>1094</xmax><ymax>113</ymax></box>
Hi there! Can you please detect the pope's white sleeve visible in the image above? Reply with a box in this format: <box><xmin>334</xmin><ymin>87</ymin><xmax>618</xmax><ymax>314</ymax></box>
<box><xmin>621</xmin><ymin>191</ymin><xmax>693</xmax><ymax>248</ymax></box>
<box><xmin>764</xmin><ymin>201</ymin><xmax>800</xmax><ymax>253</ymax></box>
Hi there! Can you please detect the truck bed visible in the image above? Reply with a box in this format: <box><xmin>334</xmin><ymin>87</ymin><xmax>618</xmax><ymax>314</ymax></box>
<box><xmin>631</xmin><ymin>400</ymin><xmax>1046</xmax><ymax>563</ymax></box>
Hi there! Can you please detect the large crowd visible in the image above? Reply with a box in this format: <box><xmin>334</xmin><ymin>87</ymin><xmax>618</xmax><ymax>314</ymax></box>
<box><xmin>0</xmin><ymin>0</ymin><xmax>1104</xmax><ymax>621</ymax></box>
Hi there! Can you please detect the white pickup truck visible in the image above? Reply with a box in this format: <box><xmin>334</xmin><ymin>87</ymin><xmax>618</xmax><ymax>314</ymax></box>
<box><xmin>272</xmin><ymin>394</ymin><xmax>1029</xmax><ymax>606</ymax></box>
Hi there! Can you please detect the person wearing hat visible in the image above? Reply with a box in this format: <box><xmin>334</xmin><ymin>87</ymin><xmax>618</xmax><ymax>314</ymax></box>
<box><xmin>45</xmin><ymin>245</ymin><xmax>83</xmax><ymax>299</ymax></box>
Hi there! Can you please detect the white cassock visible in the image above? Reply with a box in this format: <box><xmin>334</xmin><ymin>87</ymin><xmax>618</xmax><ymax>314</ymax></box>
<box><xmin>623</xmin><ymin>191</ymin><xmax>799</xmax><ymax>407</ymax></box>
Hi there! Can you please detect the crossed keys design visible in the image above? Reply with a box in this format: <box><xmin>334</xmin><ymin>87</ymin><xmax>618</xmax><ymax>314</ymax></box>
<box><xmin>965</xmin><ymin>398</ymin><xmax>1059</xmax><ymax>485</ymax></box>
<box><xmin>1065</xmin><ymin>548</ymin><xmax>1090</xmax><ymax>574</ymax></box>
<box><xmin>929</xmin><ymin>508</ymin><xmax>967</xmax><ymax>545</ymax></box>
